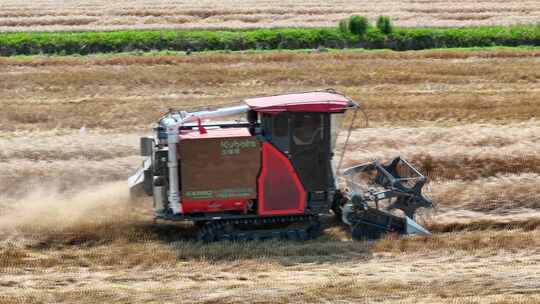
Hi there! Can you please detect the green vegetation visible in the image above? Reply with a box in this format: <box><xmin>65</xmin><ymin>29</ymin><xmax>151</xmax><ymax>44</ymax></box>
<box><xmin>376</xmin><ymin>16</ymin><xmax>394</xmax><ymax>35</ymax></box>
<box><xmin>0</xmin><ymin>25</ymin><xmax>539</xmax><ymax>56</ymax></box>
<box><xmin>348</xmin><ymin>16</ymin><xmax>370</xmax><ymax>36</ymax></box>
<box><xmin>338</xmin><ymin>19</ymin><xmax>349</xmax><ymax>34</ymax></box>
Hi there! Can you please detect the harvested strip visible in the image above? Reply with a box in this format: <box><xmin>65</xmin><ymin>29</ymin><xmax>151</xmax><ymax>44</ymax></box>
<box><xmin>427</xmin><ymin>218</ymin><xmax>540</xmax><ymax>233</ymax></box>
<box><xmin>0</xmin><ymin>131</ymin><xmax>141</xmax><ymax>162</ymax></box>
<box><xmin>341</xmin><ymin>122</ymin><xmax>540</xmax><ymax>179</ymax></box>
<box><xmin>428</xmin><ymin>174</ymin><xmax>540</xmax><ymax>212</ymax></box>
<box><xmin>0</xmin><ymin>48</ymin><xmax>538</xmax><ymax>67</ymax></box>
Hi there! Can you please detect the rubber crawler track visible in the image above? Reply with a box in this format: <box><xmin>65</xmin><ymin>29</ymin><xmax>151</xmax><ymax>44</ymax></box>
<box><xmin>196</xmin><ymin>215</ymin><xmax>322</xmax><ymax>242</ymax></box>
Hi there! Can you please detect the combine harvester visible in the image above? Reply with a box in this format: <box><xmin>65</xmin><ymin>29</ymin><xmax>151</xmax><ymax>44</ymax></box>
<box><xmin>129</xmin><ymin>90</ymin><xmax>432</xmax><ymax>241</ymax></box>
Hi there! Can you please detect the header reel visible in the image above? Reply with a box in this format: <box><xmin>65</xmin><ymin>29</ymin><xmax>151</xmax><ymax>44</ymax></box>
<box><xmin>338</xmin><ymin>157</ymin><xmax>433</xmax><ymax>239</ymax></box>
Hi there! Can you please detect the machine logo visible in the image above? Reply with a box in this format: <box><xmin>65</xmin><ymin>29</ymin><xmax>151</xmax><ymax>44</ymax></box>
<box><xmin>221</xmin><ymin>139</ymin><xmax>257</xmax><ymax>156</ymax></box>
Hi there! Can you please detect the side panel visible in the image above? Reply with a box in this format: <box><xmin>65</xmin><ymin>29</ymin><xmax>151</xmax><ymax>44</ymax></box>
<box><xmin>179</xmin><ymin>135</ymin><xmax>260</xmax><ymax>214</ymax></box>
<box><xmin>179</xmin><ymin>136</ymin><xmax>260</xmax><ymax>200</ymax></box>
<box><xmin>258</xmin><ymin>142</ymin><xmax>306</xmax><ymax>215</ymax></box>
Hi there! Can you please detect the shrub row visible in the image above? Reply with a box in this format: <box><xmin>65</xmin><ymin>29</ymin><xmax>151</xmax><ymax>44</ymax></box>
<box><xmin>0</xmin><ymin>25</ymin><xmax>539</xmax><ymax>56</ymax></box>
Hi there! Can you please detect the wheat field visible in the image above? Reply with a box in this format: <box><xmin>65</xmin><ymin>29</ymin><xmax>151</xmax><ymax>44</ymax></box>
<box><xmin>1</xmin><ymin>48</ymin><xmax>540</xmax><ymax>303</ymax></box>
<box><xmin>0</xmin><ymin>0</ymin><xmax>539</xmax><ymax>32</ymax></box>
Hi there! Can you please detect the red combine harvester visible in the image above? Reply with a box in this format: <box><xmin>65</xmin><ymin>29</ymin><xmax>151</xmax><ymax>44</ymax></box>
<box><xmin>129</xmin><ymin>90</ymin><xmax>432</xmax><ymax>241</ymax></box>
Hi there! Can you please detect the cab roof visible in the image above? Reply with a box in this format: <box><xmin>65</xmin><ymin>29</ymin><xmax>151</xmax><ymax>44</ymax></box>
<box><xmin>244</xmin><ymin>91</ymin><xmax>353</xmax><ymax>114</ymax></box>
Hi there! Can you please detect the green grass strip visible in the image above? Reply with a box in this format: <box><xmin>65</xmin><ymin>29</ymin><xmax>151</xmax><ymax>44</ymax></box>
<box><xmin>0</xmin><ymin>25</ymin><xmax>539</xmax><ymax>56</ymax></box>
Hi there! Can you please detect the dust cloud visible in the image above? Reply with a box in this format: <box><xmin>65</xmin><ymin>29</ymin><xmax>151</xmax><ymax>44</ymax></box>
<box><xmin>0</xmin><ymin>181</ymin><xmax>132</xmax><ymax>234</ymax></box>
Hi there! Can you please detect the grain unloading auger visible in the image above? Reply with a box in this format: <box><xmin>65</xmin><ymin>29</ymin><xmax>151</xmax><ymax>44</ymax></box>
<box><xmin>129</xmin><ymin>90</ymin><xmax>433</xmax><ymax>241</ymax></box>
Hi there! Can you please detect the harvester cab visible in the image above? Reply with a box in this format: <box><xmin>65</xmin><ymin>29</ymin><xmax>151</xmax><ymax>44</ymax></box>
<box><xmin>129</xmin><ymin>90</ymin><xmax>433</xmax><ymax>241</ymax></box>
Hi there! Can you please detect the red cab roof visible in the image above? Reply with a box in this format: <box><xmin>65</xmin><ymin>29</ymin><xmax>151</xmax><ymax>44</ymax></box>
<box><xmin>244</xmin><ymin>92</ymin><xmax>351</xmax><ymax>114</ymax></box>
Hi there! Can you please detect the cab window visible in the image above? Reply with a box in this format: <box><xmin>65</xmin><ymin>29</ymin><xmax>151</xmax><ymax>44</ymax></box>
<box><xmin>292</xmin><ymin>113</ymin><xmax>323</xmax><ymax>146</ymax></box>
